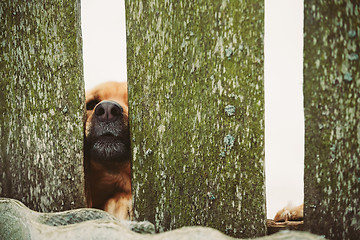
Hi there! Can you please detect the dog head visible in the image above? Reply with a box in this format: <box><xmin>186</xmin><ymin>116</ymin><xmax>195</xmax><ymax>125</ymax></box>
<box><xmin>85</xmin><ymin>82</ymin><xmax>130</xmax><ymax>168</ymax></box>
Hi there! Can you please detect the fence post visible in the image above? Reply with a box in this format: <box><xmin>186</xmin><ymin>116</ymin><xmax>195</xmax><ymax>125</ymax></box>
<box><xmin>304</xmin><ymin>1</ymin><xmax>360</xmax><ymax>239</ymax></box>
<box><xmin>0</xmin><ymin>0</ymin><xmax>86</xmax><ymax>212</ymax></box>
<box><xmin>126</xmin><ymin>1</ymin><xmax>265</xmax><ymax>238</ymax></box>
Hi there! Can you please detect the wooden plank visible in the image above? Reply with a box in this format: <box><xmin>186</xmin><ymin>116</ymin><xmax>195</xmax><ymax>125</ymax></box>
<box><xmin>0</xmin><ymin>0</ymin><xmax>86</xmax><ymax>212</ymax></box>
<box><xmin>126</xmin><ymin>0</ymin><xmax>265</xmax><ymax>238</ymax></box>
<box><xmin>303</xmin><ymin>0</ymin><xmax>360</xmax><ymax>239</ymax></box>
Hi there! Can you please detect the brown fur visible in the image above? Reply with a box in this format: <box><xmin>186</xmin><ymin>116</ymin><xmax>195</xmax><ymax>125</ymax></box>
<box><xmin>273</xmin><ymin>203</ymin><xmax>303</xmax><ymax>222</ymax></box>
<box><xmin>84</xmin><ymin>81</ymin><xmax>132</xmax><ymax>220</ymax></box>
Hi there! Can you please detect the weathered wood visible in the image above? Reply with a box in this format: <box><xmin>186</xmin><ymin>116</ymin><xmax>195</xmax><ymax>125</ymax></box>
<box><xmin>126</xmin><ymin>0</ymin><xmax>265</xmax><ymax>238</ymax></box>
<box><xmin>0</xmin><ymin>0</ymin><xmax>86</xmax><ymax>212</ymax></box>
<box><xmin>266</xmin><ymin>220</ymin><xmax>304</xmax><ymax>235</ymax></box>
<box><xmin>303</xmin><ymin>1</ymin><xmax>360</xmax><ymax>239</ymax></box>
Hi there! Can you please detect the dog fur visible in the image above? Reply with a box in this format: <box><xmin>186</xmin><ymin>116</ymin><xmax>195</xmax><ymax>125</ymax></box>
<box><xmin>84</xmin><ymin>81</ymin><xmax>132</xmax><ymax>220</ymax></box>
<box><xmin>273</xmin><ymin>203</ymin><xmax>303</xmax><ymax>222</ymax></box>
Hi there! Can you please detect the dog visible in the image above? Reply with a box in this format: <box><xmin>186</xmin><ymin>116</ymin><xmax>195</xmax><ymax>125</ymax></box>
<box><xmin>84</xmin><ymin>81</ymin><xmax>132</xmax><ymax>220</ymax></box>
<box><xmin>273</xmin><ymin>203</ymin><xmax>303</xmax><ymax>222</ymax></box>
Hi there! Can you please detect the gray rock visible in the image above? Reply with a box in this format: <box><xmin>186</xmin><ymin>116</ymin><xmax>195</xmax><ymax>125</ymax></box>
<box><xmin>0</xmin><ymin>198</ymin><xmax>325</xmax><ymax>240</ymax></box>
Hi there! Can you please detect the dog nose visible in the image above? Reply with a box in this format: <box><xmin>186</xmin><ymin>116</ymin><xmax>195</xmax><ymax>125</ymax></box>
<box><xmin>94</xmin><ymin>101</ymin><xmax>123</xmax><ymax>122</ymax></box>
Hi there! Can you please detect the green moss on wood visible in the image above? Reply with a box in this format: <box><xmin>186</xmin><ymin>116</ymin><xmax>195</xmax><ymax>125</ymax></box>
<box><xmin>304</xmin><ymin>1</ymin><xmax>360</xmax><ymax>239</ymax></box>
<box><xmin>126</xmin><ymin>0</ymin><xmax>265</xmax><ymax>238</ymax></box>
<box><xmin>0</xmin><ymin>0</ymin><xmax>86</xmax><ymax>212</ymax></box>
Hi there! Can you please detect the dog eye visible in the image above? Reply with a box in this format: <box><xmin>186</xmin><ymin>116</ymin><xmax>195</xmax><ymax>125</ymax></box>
<box><xmin>86</xmin><ymin>99</ymin><xmax>99</xmax><ymax>110</ymax></box>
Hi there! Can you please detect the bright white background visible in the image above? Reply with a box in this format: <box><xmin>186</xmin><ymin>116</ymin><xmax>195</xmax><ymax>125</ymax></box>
<box><xmin>264</xmin><ymin>0</ymin><xmax>304</xmax><ymax>218</ymax></box>
<box><xmin>81</xmin><ymin>0</ymin><xmax>128</xmax><ymax>90</ymax></box>
<box><xmin>81</xmin><ymin>0</ymin><xmax>304</xmax><ymax>219</ymax></box>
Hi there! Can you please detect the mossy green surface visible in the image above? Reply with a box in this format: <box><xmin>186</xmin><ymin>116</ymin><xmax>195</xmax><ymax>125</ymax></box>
<box><xmin>126</xmin><ymin>1</ymin><xmax>265</xmax><ymax>238</ymax></box>
<box><xmin>0</xmin><ymin>0</ymin><xmax>86</xmax><ymax>212</ymax></box>
<box><xmin>303</xmin><ymin>1</ymin><xmax>360</xmax><ymax>239</ymax></box>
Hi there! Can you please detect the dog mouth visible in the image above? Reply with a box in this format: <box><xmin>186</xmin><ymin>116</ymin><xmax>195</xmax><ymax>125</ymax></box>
<box><xmin>87</xmin><ymin>130</ymin><xmax>130</xmax><ymax>163</ymax></box>
<box><xmin>96</xmin><ymin>132</ymin><xmax>117</xmax><ymax>141</ymax></box>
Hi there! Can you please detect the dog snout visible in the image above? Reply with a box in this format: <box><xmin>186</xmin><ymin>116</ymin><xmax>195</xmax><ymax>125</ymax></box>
<box><xmin>94</xmin><ymin>101</ymin><xmax>123</xmax><ymax>122</ymax></box>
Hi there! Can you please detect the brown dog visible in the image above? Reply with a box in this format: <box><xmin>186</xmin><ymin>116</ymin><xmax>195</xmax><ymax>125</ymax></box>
<box><xmin>84</xmin><ymin>81</ymin><xmax>132</xmax><ymax>220</ymax></box>
<box><xmin>273</xmin><ymin>203</ymin><xmax>303</xmax><ymax>222</ymax></box>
